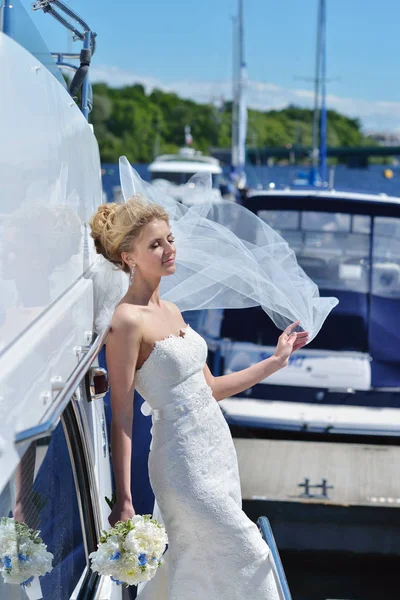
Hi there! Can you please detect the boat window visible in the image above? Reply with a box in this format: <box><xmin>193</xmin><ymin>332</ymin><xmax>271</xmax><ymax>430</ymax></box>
<box><xmin>258</xmin><ymin>210</ymin><xmax>371</xmax><ymax>293</ymax></box>
<box><xmin>0</xmin><ymin>421</ymin><xmax>86</xmax><ymax>599</ymax></box>
<box><xmin>302</xmin><ymin>211</ymin><xmax>351</xmax><ymax>232</ymax></box>
<box><xmin>151</xmin><ymin>172</ymin><xmax>195</xmax><ymax>185</ymax></box>
<box><xmin>151</xmin><ymin>172</ymin><xmax>219</xmax><ymax>187</ymax></box>
<box><xmin>372</xmin><ymin>217</ymin><xmax>400</xmax><ymax>298</ymax></box>
<box><xmin>258</xmin><ymin>210</ymin><xmax>300</xmax><ymax>230</ymax></box>
<box><xmin>353</xmin><ymin>215</ymin><xmax>371</xmax><ymax>234</ymax></box>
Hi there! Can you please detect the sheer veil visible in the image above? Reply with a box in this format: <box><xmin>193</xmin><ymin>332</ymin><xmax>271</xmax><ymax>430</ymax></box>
<box><xmin>89</xmin><ymin>156</ymin><xmax>338</xmax><ymax>341</ymax></box>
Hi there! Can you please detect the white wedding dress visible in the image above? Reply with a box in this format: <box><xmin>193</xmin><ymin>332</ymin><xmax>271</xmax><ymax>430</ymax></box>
<box><xmin>134</xmin><ymin>324</ymin><xmax>283</xmax><ymax>600</ymax></box>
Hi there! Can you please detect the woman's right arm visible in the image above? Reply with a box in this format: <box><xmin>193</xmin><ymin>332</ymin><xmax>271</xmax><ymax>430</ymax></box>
<box><xmin>105</xmin><ymin>308</ymin><xmax>142</xmax><ymax>526</ymax></box>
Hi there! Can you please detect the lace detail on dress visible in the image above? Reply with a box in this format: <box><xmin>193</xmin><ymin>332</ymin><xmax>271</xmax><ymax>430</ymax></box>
<box><xmin>135</xmin><ymin>325</ymin><xmax>282</xmax><ymax>600</ymax></box>
<box><xmin>136</xmin><ymin>324</ymin><xmax>191</xmax><ymax>375</ymax></box>
<box><xmin>135</xmin><ymin>324</ymin><xmax>208</xmax><ymax>412</ymax></box>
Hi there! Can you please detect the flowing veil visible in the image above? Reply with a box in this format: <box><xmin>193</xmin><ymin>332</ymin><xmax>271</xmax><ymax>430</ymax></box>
<box><xmin>89</xmin><ymin>157</ymin><xmax>338</xmax><ymax>341</ymax></box>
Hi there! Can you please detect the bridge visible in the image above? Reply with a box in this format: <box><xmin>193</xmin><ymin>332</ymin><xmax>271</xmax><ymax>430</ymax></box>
<box><xmin>211</xmin><ymin>145</ymin><xmax>400</xmax><ymax>167</ymax></box>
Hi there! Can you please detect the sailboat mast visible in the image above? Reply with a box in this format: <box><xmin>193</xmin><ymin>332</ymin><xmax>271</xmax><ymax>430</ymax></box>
<box><xmin>231</xmin><ymin>0</ymin><xmax>246</xmax><ymax>178</ymax></box>
<box><xmin>319</xmin><ymin>0</ymin><xmax>327</xmax><ymax>183</ymax></box>
<box><xmin>310</xmin><ymin>0</ymin><xmax>322</xmax><ymax>184</ymax></box>
<box><xmin>237</xmin><ymin>0</ymin><xmax>246</xmax><ymax>171</ymax></box>
<box><xmin>231</xmin><ymin>14</ymin><xmax>239</xmax><ymax>168</ymax></box>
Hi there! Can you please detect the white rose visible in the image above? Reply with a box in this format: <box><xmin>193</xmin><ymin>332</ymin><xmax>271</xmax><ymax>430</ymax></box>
<box><xmin>124</xmin><ymin>531</ymin><xmax>141</xmax><ymax>554</ymax></box>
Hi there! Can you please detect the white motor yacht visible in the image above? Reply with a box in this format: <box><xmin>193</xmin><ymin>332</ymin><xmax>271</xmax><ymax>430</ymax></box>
<box><xmin>148</xmin><ymin>147</ymin><xmax>224</xmax><ymax>205</ymax></box>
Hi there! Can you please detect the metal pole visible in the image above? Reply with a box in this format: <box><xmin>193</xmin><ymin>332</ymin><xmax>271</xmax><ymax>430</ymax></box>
<box><xmin>310</xmin><ymin>0</ymin><xmax>322</xmax><ymax>185</ymax></box>
<box><xmin>257</xmin><ymin>517</ymin><xmax>292</xmax><ymax>599</ymax></box>
<box><xmin>81</xmin><ymin>29</ymin><xmax>91</xmax><ymax>120</ymax></box>
<box><xmin>237</xmin><ymin>0</ymin><xmax>247</xmax><ymax>175</ymax></box>
<box><xmin>43</xmin><ymin>5</ymin><xmax>84</xmax><ymax>40</ymax></box>
<box><xmin>238</xmin><ymin>0</ymin><xmax>244</xmax><ymax>74</ymax></box>
<box><xmin>231</xmin><ymin>15</ymin><xmax>239</xmax><ymax>168</ymax></box>
<box><xmin>52</xmin><ymin>0</ymin><xmax>91</xmax><ymax>31</ymax></box>
<box><xmin>319</xmin><ymin>0</ymin><xmax>327</xmax><ymax>184</ymax></box>
<box><xmin>0</xmin><ymin>0</ymin><xmax>13</xmax><ymax>34</ymax></box>
<box><xmin>15</xmin><ymin>328</ymin><xmax>109</xmax><ymax>445</ymax></box>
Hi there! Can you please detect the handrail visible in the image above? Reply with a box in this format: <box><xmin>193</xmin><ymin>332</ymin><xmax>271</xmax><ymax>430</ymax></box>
<box><xmin>257</xmin><ymin>516</ymin><xmax>292</xmax><ymax>600</ymax></box>
<box><xmin>32</xmin><ymin>0</ymin><xmax>96</xmax><ymax>118</ymax></box>
<box><xmin>15</xmin><ymin>328</ymin><xmax>109</xmax><ymax>445</ymax></box>
<box><xmin>50</xmin><ymin>55</ymin><xmax>94</xmax><ymax>113</ymax></box>
<box><xmin>51</xmin><ymin>51</ymin><xmax>80</xmax><ymax>60</ymax></box>
<box><xmin>32</xmin><ymin>0</ymin><xmax>96</xmax><ymax>52</ymax></box>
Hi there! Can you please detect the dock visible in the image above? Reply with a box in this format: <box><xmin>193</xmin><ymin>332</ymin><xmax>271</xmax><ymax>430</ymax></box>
<box><xmin>234</xmin><ymin>437</ymin><xmax>400</xmax><ymax>555</ymax></box>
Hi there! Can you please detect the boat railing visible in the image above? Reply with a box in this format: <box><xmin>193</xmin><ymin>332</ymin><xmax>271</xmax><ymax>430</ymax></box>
<box><xmin>32</xmin><ymin>0</ymin><xmax>95</xmax><ymax>51</ymax></box>
<box><xmin>257</xmin><ymin>516</ymin><xmax>292</xmax><ymax>600</ymax></box>
<box><xmin>50</xmin><ymin>51</ymin><xmax>94</xmax><ymax>113</ymax></box>
<box><xmin>15</xmin><ymin>328</ymin><xmax>109</xmax><ymax>445</ymax></box>
<box><xmin>32</xmin><ymin>0</ymin><xmax>96</xmax><ymax>118</ymax></box>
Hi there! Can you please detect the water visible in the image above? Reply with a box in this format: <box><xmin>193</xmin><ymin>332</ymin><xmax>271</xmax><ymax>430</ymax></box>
<box><xmin>246</xmin><ymin>163</ymin><xmax>400</xmax><ymax>196</ymax></box>
<box><xmin>282</xmin><ymin>551</ymin><xmax>399</xmax><ymax>600</ymax></box>
<box><xmin>101</xmin><ymin>162</ymin><xmax>400</xmax><ymax>200</ymax></box>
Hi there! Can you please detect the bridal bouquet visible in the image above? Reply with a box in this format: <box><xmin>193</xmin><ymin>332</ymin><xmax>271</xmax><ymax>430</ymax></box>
<box><xmin>0</xmin><ymin>517</ymin><xmax>53</xmax><ymax>587</ymax></box>
<box><xmin>89</xmin><ymin>514</ymin><xmax>168</xmax><ymax>586</ymax></box>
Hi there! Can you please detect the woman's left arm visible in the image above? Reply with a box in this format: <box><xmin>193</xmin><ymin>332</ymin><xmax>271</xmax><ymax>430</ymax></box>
<box><xmin>203</xmin><ymin>321</ymin><xmax>309</xmax><ymax>402</ymax></box>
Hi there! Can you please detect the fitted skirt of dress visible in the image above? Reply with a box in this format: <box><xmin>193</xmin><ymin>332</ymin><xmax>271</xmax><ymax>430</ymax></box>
<box><xmin>137</xmin><ymin>392</ymin><xmax>283</xmax><ymax>600</ymax></box>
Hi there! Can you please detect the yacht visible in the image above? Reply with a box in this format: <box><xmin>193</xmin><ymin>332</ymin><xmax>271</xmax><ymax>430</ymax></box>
<box><xmin>148</xmin><ymin>147</ymin><xmax>224</xmax><ymax>205</ymax></box>
<box><xmin>0</xmin><ymin>1</ymin><xmax>122</xmax><ymax>598</ymax></box>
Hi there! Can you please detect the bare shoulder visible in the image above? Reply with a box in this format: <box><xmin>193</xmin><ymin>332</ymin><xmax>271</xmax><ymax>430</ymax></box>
<box><xmin>110</xmin><ymin>303</ymin><xmax>143</xmax><ymax>338</ymax></box>
<box><xmin>163</xmin><ymin>300</ymin><xmax>182</xmax><ymax>318</ymax></box>
<box><xmin>106</xmin><ymin>304</ymin><xmax>143</xmax><ymax>391</ymax></box>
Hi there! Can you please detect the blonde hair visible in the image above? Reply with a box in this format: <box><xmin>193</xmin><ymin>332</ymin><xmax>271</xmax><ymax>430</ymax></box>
<box><xmin>89</xmin><ymin>195</ymin><xmax>169</xmax><ymax>273</ymax></box>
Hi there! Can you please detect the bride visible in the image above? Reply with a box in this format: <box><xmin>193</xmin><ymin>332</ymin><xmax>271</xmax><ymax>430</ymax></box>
<box><xmin>89</xmin><ymin>191</ymin><xmax>310</xmax><ymax>599</ymax></box>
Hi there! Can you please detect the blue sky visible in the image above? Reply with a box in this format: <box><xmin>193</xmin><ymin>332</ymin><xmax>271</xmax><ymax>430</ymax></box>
<box><xmin>25</xmin><ymin>0</ymin><xmax>400</xmax><ymax>131</ymax></box>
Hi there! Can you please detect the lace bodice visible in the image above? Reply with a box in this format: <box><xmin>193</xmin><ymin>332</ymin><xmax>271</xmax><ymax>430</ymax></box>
<box><xmin>135</xmin><ymin>325</ymin><xmax>211</xmax><ymax>414</ymax></box>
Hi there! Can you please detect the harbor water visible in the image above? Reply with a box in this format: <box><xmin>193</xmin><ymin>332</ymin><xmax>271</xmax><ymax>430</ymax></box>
<box><xmin>101</xmin><ymin>163</ymin><xmax>400</xmax><ymax>200</ymax></box>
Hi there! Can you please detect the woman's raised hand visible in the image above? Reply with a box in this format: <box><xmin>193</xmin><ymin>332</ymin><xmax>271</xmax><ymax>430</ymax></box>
<box><xmin>273</xmin><ymin>320</ymin><xmax>309</xmax><ymax>368</ymax></box>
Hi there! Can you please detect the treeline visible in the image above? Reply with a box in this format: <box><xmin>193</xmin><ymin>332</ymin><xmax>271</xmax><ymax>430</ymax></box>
<box><xmin>90</xmin><ymin>82</ymin><xmax>373</xmax><ymax>163</ymax></box>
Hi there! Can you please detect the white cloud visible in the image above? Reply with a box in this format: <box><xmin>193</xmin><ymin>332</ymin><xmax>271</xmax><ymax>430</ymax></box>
<box><xmin>91</xmin><ymin>64</ymin><xmax>400</xmax><ymax>132</ymax></box>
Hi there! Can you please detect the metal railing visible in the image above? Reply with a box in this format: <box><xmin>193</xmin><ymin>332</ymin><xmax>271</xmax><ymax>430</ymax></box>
<box><xmin>257</xmin><ymin>516</ymin><xmax>292</xmax><ymax>600</ymax></box>
<box><xmin>15</xmin><ymin>328</ymin><xmax>109</xmax><ymax>445</ymax></box>
<box><xmin>32</xmin><ymin>0</ymin><xmax>96</xmax><ymax>119</ymax></box>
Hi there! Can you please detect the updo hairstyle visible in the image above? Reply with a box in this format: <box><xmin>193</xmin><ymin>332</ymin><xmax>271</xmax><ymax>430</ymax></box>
<box><xmin>89</xmin><ymin>194</ymin><xmax>169</xmax><ymax>273</ymax></box>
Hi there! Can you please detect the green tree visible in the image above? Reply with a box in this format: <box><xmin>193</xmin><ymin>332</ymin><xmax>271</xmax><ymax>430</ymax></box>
<box><xmin>90</xmin><ymin>82</ymin><xmax>372</xmax><ymax>163</ymax></box>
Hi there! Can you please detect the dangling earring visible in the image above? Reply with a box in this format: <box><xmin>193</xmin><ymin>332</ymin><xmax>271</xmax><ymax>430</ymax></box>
<box><xmin>129</xmin><ymin>264</ymin><xmax>135</xmax><ymax>286</ymax></box>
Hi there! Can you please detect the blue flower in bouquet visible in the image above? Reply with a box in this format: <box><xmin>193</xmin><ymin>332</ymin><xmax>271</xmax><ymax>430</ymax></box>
<box><xmin>22</xmin><ymin>576</ymin><xmax>34</xmax><ymax>587</ymax></box>
<box><xmin>138</xmin><ymin>553</ymin><xmax>147</xmax><ymax>566</ymax></box>
<box><xmin>0</xmin><ymin>518</ymin><xmax>53</xmax><ymax>586</ymax></box>
<box><xmin>90</xmin><ymin>514</ymin><xmax>168</xmax><ymax>586</ymax></box>
<box><xmin>18</xmin><ymin>553</ymin><xmax>30</xmax><ymax>563</ymax></box>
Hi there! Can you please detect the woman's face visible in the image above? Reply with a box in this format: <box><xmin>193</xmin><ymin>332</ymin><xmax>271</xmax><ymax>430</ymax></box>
<box><xmin>129</xmin><ymin>218</ymin><xmax>176</xmax><ymax>278</ymax></box>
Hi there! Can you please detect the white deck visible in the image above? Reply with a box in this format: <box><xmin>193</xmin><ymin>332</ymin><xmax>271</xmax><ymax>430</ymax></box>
<box><xmin>220</xmin><ymin>397</ymin><xmax>400</xmax><ymax>436</ymax></box>
<box><xmin>247</xmin><ymin>188</ymin><xmax>400</xmax><ymax>204</ymax></box>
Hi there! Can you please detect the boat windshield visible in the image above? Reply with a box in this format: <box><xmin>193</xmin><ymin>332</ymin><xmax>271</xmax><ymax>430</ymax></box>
<box><xmin>258</xmin><ymin>209</ymin><xmax>400</xmax><ymax>298</ymax></box>
<box><xmin>151</xmin><ymin>171</ymin><xmax>221</xmax><ymax>187</ymax></box>
<box><xmin>1</xmin><ymin>0</ymin><xmax>66</xmax><ymax>87</ymax></box>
